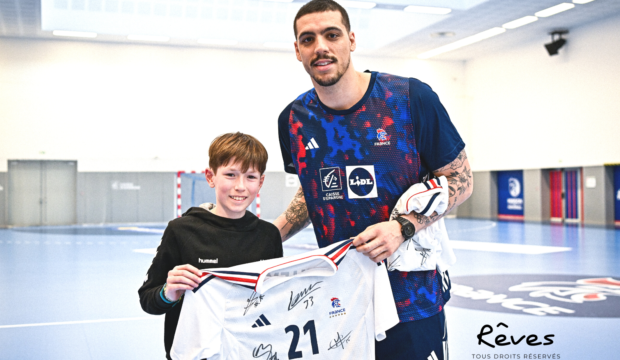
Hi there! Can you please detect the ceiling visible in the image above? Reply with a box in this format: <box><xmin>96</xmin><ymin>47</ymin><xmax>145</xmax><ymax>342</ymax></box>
<box><xmin>1</xmin><ymin>0</ymin><xmax>619</xmax><ymax>60</ymax></box>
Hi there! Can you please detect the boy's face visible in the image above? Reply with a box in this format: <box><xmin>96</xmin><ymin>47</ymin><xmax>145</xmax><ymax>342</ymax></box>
<box><xmin>205</xmin><ymin>160</ymin><xmax>264</xmax><ymax>219</ymax></box>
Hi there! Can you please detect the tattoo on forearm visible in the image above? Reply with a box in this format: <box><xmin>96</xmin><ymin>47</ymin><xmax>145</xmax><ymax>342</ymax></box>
<box><xmin>411</xmin><ymin>149</ymin><xmax>472</xmax><ymax>228</ymax></box>
<box><xmin>280</xmin><ymin>186</ymin><xmax>311</xmax><ymax>240</ymax></box>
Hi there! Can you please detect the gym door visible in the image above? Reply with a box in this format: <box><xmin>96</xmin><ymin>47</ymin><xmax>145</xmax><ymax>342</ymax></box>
<box><xmin>8</xmin><ymin>160</ymin><xmax>77</xmax><ymax>226</ymax></box>
<box><xmin>549</xmin><ymin>168</ymin><xmax>581</xmax><ymax>224</ymax></box>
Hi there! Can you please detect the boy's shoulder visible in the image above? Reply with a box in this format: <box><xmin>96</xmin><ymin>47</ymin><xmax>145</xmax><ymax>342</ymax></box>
<box><xmin>255</xmin><ymin>217</ymin><xmax>280</xmax><ymax>235</ymax></box>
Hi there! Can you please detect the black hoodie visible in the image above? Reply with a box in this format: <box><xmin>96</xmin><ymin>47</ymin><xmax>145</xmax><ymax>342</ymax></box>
<box><xmin>138</xmin><ymin>205</ymin><xmax>283</xmax><ymax>359</ymax></box>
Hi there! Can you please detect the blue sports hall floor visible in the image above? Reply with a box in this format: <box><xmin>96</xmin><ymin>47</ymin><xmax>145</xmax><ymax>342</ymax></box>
<box><xmin>0</xmin><ymin>219</ymin><xmax>618</xmax><ymax>360</ymax></box>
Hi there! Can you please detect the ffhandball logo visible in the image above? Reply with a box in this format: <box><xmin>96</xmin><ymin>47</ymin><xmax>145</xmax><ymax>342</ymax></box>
<box><xmin>331</xmin><ymin>297</ymin><xmax>341</xmax><ymax>308</ymax></box>
<box><xmin>329</xmin><ymin>297</ymin><xmax>346</xmax><ymax>318</ymax></box>
<box><xmin>346</xmin><ymin>165</ymin><xmax>378</xmax><ymax>199</ymax></box>
<box><xmin>374</xmin><ymin>128</ymin><xmax>391</xmax><ymax>146</ymax></box>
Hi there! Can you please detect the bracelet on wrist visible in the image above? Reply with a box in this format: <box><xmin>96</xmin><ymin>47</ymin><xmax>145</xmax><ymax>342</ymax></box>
<box><xmin>161</xmin><ymin>283</ymin><xmax>179</xmax><ymax>304</ymax></box>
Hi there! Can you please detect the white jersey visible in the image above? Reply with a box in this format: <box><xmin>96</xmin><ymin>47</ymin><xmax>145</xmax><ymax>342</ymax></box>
<box><xmin>388</xmin><ymin>176</ymin><xmax>457</xmax><ymax>273</ymax></box>
<box><xmin>171</xmin><ymin>240</ymin><xmax>399</xmax><ymax>360</ymax></box>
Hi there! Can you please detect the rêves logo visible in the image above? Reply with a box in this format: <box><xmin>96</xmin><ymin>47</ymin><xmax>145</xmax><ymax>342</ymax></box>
<box><xmin>477</xmin><ymin>322</ymin><xmax>554</xmax><ymax>348</ymax></box>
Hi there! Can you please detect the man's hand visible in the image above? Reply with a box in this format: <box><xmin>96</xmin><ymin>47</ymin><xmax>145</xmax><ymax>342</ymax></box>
<box><xmin>164</xmin><ymin>264</ymin><xmax>203</xmax><ymax>302</ymax></box>
<box><xmin>352</xmin><ymin>220</ymin><xmax>404</xmax><ymax>262</ymax></box>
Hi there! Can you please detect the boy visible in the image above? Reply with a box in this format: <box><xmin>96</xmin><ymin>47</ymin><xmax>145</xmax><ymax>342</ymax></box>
<box><xmin>138</xmin><ymin>132</ymin><xmax>283</xmax><ymax>360</ymax></box>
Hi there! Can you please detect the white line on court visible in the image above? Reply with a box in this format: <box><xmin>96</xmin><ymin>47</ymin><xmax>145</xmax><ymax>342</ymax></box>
<box><xmin>446</xmin><ymin>221</ymin><xmax>497</xmax><ymax>234</ymax></box>
<box><xmin>133</xmin><ymin>248</ymin><xmax>157</xmax><ymax>255</ymax></box>
<box><xmin>451</xmin><ymin>240</ymin><xmax>571</xmax><ymax>254</ymax></box>
<box><xmin>133</xmin><ymin>240</ymin><xmax>570</xmax><ymax>255</ymax></box>
<box><xmin>0</xmin><ymin>317</ymin><xmax>159</xmax><ymax>329</ymax></box>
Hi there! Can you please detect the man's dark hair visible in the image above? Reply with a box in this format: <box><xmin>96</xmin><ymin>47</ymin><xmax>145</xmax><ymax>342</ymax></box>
<box><xmin>294</xmin><ymin>0</ymin><xmax>351</xmax><ymax>38</ymax></box>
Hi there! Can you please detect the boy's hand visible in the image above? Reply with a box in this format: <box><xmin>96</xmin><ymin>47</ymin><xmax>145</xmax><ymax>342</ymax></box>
<box><xmin>165</xmin><ymin>264</ymin><xmax>203</xmax><ymax>302</ymax></box>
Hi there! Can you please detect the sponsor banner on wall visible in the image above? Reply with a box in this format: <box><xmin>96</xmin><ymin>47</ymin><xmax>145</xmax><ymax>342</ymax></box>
<box><xmin>497</xmin><ymin>170</ymin><xmax>524</xmax><ymax>220</ymax></box>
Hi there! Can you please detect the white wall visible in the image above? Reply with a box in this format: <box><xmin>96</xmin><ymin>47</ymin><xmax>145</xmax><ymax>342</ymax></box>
<box><xmin>0</xmin><ymin>38</ymin><xmax>466</xmax><ymax>172</ymax></box>
<box><xmin>464</xmin><ymin>12</ymin><xmax>620</xmax><ymax>171</ymax></box>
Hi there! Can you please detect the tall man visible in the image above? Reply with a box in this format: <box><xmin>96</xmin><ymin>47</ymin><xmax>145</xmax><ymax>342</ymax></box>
<box><xmin>274</xmin><ymin>1</ymin><xmax>473</xmax><ymax>359</ymax></box>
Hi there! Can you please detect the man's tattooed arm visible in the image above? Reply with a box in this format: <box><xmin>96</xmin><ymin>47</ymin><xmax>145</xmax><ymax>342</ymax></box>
<box><xmin>401</xmin><ymin>149</ymin><xmax>473</xmax><ymax>230</ymax></box>
<box><xmin>273</xmin><ymin>185</ymin><xmax>311</xmax><ymax>242</ymax></box>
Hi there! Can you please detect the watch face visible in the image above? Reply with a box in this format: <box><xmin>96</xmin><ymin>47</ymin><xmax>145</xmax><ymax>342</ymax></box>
<box><xmin>403</xmin><ymin>224</ymin><xmax>415</xmax><ymax>238</ymax></box>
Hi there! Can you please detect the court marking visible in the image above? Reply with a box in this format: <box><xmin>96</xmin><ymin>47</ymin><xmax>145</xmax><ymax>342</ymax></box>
<box><xmin>134</xmin><ymin>240</ymin><xmax>571</xmax><ymax>256</ymax></box>
<box><xmin>451</xmin><ymin>240</ymin><xmax>571</xmax><ymax>254</ymax></box>
<box><xmin>0</xmin><ymin>317</ymin><xmax>159</xmax><ymax>329</ymax></box>
<box><xmin>446</xmin><ymin>220</ymin><xmax>497</xmax><ymax>234</ymax></box>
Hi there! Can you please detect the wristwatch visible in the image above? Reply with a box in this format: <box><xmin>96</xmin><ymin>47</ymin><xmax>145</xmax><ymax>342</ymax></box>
<box><xmin>395</xmin><ymin>216</ymin><xmax>416</xmax><ymax>239</ymax></box>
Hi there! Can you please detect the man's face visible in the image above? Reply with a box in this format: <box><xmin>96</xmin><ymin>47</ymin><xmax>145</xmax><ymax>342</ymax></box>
<box><xmin>295</xmin><ymin>11</ymin><xmax>356</xmax><ymax>87</ymax></box>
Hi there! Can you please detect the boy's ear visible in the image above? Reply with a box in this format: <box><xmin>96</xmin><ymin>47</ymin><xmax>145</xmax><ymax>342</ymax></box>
<box><xmin>259</xmin><ymin>174</ymin><xmax>265</xmax><ymax>189</ymax></box>
<box><xmin>205</xmin><ymin>168</ymin><xmax>216</xmax><ymax>188</ymax></box>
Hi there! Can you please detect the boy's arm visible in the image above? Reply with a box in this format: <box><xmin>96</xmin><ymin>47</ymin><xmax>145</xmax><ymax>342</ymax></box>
<box><xmin>138</xmin><ymin>226</ymin><xmax>201</xmax><ymax>313</ymax></box>
<box><xmin>273</xmin><ymin>185</ymin><xmax>311</xmax><ymax>242</ymax></box>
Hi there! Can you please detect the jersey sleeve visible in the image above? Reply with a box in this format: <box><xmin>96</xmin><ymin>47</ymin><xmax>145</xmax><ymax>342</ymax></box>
<box><xmin>170</xmin><ymin>280</ymin><xmax>227</xmax><ymax>360</ymax></box>
<box><xmin>278</xmin><ymin>101</ymin><xmax>298</xmax><ymax>174</ymax></box>
<box><xmin>409</xmin><ymin>78</ymin><xmax>465</xmax><ymax>175</ymax></box>
<box><xmin>374</xmin><ymin>262</ymin><xmax>399</xmax><ymax>341</ymax></box>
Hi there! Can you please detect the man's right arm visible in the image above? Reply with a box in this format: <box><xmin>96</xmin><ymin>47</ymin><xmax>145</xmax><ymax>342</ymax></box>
<box><xmin>273</xmin><ymin>185</ymin><xmax>311</xmax><ymax>242</ymax></box>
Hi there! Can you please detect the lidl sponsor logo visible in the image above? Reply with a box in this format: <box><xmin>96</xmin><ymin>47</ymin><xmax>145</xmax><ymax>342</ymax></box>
<box><xmin>449</xmin><ymin>274</ymin><xmax>620</xmax><ymax>317</ymax></box>
<box><xmin>346</xmin><ymin>165</ymin><xmax>378</xmax><ymax>199</ymax></box>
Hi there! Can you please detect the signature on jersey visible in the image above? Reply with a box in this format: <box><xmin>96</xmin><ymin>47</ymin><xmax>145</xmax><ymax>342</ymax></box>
<box><xmin>244</xmin><ymin>292</ymin><xmax>265</xmax><ymax>316</ymax></box>
<box><xmin>328</xmin><ymin>331</ymin><xmax>352</xmax><ymax>350</ymax></box>
<box><xmin>288</xmin><ymin>281</ymin><xmax>323</xmax><ymax>311</ymax></box>
<box><xmin>253</xmin><ymin>343</ymin><xmax>279</xmax><ymax>360</ymax></box>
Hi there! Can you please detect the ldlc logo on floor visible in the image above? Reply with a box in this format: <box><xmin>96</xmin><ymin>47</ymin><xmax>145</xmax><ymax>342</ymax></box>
<box><xmin>449</xmin><ymin>274</ymin><xmax>620</xmax><ymax>317</ymax></box>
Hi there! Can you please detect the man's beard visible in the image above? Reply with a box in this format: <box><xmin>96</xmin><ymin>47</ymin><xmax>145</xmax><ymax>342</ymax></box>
<box><xmin>308</xmin><ymin>55</ymin><xmax>351</xmax><ymax>87</ymax></box>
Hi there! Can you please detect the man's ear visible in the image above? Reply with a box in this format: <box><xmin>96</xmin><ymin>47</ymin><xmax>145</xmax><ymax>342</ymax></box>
<box><xmin>295</xmin><ymin>41</ymin><xmax>302</xmax><ymax>62</ymax></box>
<box><xmin>349</xmin><ymin>31</ymin><xmax>356</xmax><ymax>51</ymax></box>
<box><xmin>205</xmin><ymin>168</ymin><xmax>216</xmax><ymax>188</ymax></box>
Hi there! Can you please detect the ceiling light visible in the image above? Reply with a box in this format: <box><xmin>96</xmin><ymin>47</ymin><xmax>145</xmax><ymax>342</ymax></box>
<box><xmin>417</xmin><ymin>27</ymin><xmax>506</xmax><ymax>59</ymax></box>
<box><xmin>338</xmin><ymin>1</ymin><xmax>376</xmax><ymax>9</ymax></box>
<box><xmin>264</xmin><ymin>42</ymin><xmax>293</xmax><ymax>49</ymax></box>
<box><xmin>127</xmin><ymin>35</ymin><xmax>170</xmax><ymax>42</ymax></box>
<box><xmin>197</xmin><ymin>39</ymin><xmax>238</xmax><ymax>46</ymax></box>
<box><xmin>403</xmin><ymin>6</ymin><xmax>451</xmax><ymax>15</ymax></box>
<box><xmin>502</xmin><ymin>16</ymin><xmax>538</xmax><ymax>29</ymax></box>
<box><xmin>52</xmin><ymin>30</ymin><xmax>97</xmax><ymax>38</ymax></box>
<box><xmin>535</xmin><ymin>3</ymin><xmax>575</xmax><ymax>18</ymax></box>
<box><xmin>573</xmin><ymin>0</ymin><xmax>595</xmax><ymax>3</ymax></box>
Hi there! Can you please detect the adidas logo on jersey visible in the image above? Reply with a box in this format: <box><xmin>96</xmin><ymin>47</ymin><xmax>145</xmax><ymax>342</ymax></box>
<box><xmin>251</xmin><ymin>314</ymin><xmax>271</xmax><ymax>328</ymax></box>
<box><xmin>305</xmin><ymin>138</ymin><xmax>320</xmax><ymax>150</ymax></box>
